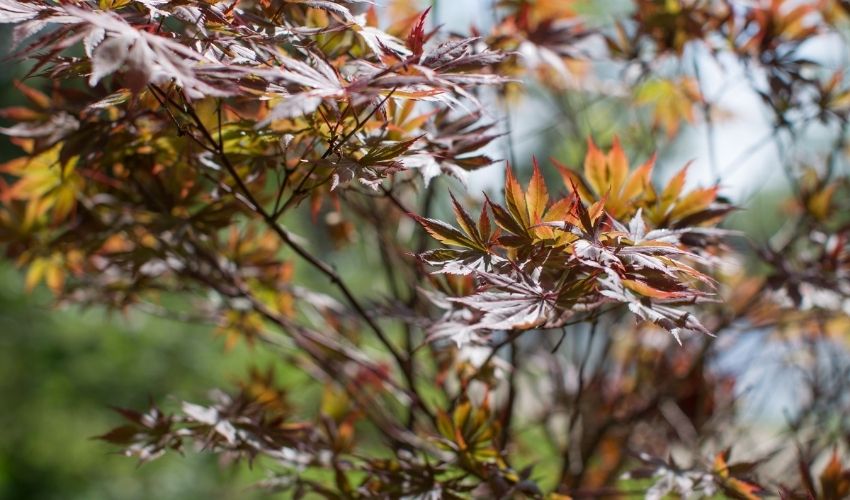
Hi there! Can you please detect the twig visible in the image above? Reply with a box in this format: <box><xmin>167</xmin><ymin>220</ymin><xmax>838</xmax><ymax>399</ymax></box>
<box><xmin>149</xmin><ymin>84</ymin><xmax>432</xmax><ymax>423</ymax></box>
<box><xmin>559</xmin><ymin>318</ymin><xmax>599</xmax><ymax>486</ymax></box>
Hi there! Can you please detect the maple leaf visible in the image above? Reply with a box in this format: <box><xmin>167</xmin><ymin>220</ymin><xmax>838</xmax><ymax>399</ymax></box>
<box><xmin>451</xmin><ymin>268</ymin><xmax>561</xmax><ymax>331</ymax></box>
<box><xmin>553</xmin><ymin>138</ymin><xmax>654</xmax><ymax>222</ymax></box>
<box><xmin>261</xmin><ymin>56</ymin><xmax>345</xmax><ymax>124</ymax></box>
<box><xmin>0</xmin><ymin>144</ymin><xmax>82</xmax><ymax>225</ymax></box>
<box><xmin>489</xmin><ymin>160</ymin><xmax>587</xmax><ymax>249</ymax></box>
<box><xmin>554</xmin><ymin>138</ymin><xmax>733</xmax><ymax>230</ymax></box>
<box><xmin>635</xmin><ymin>77</ymin><xmax>702</xmax><ymax>138</ymax></box>
<box><xmin>355</xmin><ymin>24</ymin><xmax>412</xmax><ymax>58</ymax></box>
<box><xmin>400</xmin><ymin>110</ymin><xmax>500</xmax><ymax>186</ymax></box>
<box><xmin>819</xmin><ymin>450</ymin><xmax>850</xmax><ymax>500</ymax></box>
<box><xmin>0</xmin><ymin>0</ymin><xmax>45</xmax><ymax>23</ymax></box>
<box><xmin>413</xmin><ymin>193</ymin><xmax>500</xmax><ymax>276</ymax></box>
<box><xmin>406</xmin><ymin>7</ymin><xmax>432</xmax><ymax>60</ymax></box>
<box><xmin>713</xmin><ymin>450</ymin><xmax>764</xmax><ymax>500</ymax></box>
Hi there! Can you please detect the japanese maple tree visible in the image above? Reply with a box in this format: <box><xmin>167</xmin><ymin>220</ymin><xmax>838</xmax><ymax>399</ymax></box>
<box><xmin>1</xmin><ymin>0</ymin><xmax>850</xmax><ymax>498</ymax></box>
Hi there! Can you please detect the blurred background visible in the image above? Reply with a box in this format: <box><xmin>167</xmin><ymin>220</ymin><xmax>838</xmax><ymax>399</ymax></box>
<box><xmin>0</xmin><ymin>0</ymin><xmax>842</xmax><ymax>498</ymax></box>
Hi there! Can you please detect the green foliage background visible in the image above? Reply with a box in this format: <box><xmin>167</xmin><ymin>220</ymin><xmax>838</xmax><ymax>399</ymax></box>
<box><xmin>0</xmin><ymin>264</ymin><xmax>266</xmax><ymax>499</ymax></box>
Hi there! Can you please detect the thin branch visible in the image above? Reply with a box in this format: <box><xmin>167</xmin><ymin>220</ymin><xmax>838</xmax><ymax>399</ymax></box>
<box><xmin>149</xmin><ymin>84</ymin><xmax>433</xmax><ymax>423</ymax></box>
<box><xmin>559</xmin><ymin>318</ymin><xmax>599</xmax><ymax>487</ymax></box>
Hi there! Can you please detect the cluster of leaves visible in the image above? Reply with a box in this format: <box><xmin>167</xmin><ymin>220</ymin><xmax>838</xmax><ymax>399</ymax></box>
<box><xmin>0</xmin><ymin>0</ymin><xmax>508</xmax><ymax>326</ymax></box>
<box><xmin>100</xmin><ymin>385</ymin><xmax>545</xmax><ymax>498</ymax></box>
<box><xmin>624</xmin><ymin>450</ymin><xmax>762</xmax><ymax>499</ymax></box>
<box><xmin>417</xmin><ymin>140</ymin><xmax>730</xmax><ymax>345</ymax></box>
<box><xmin>630</xmin><ymin>447</ymin><xmax>850</xmax><ymax>499</ymax></box>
